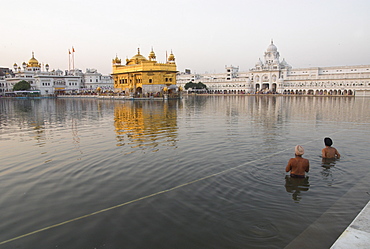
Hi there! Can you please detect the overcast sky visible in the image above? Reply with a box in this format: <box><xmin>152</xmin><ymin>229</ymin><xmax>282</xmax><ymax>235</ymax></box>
<box><xmin>1</xmin><ymin>0</ymin><xmax>369</xmax><ymax>75</ymax></box>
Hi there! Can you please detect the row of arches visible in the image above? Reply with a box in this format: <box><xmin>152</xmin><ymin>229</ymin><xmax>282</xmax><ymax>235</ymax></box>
<box><xmin>283</xmin><ymin>89</ymin><xmax>354</xmax><ymax>95</ymax></box>
<box><xmin>255</xmin><ymin>83</ymin><xmax>277</xmax><ymax>93</ymax></box>
<box><xmin>207</xmin><ymin>90</ymin><xmax>248</xmax><ymax>94</ymax></box>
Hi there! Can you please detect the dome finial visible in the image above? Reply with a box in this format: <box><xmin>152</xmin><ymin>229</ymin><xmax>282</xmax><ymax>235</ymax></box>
<box><xmin>137</xmin><ymin>48</ymin><xmax>140</xmax><ymax>55</ymax></box>
<box><xmin>271</xmin><ymin>39</ymin><xmax>273</xmax><ymax>44</ymax></box>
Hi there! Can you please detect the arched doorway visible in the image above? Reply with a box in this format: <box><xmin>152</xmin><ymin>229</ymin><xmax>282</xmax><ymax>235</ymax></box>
<box><xmin>256</xmin><ymin>84</ymin><xmax>260</xmax><ymax>92</ymax></box>
<box><xmin>272</xmin><ymin>83</ymin><xmax>277</xmax><ymax>92</ymax></box>
<box><xmin>262</xmin><ymin>83</ymin><xmax>269</xmax><ymax>91</ymax></box>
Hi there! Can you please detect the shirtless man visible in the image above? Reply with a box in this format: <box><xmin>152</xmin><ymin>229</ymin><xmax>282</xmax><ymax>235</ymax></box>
<box><xmin>285</xmin><ymin>145</ymin><xmax>310</xmax><ymax>178</ymax></box>
<box><xmin>322</xmin><ymin>137</ymin><xmax>340</xmax><ymax>159</ymax></box>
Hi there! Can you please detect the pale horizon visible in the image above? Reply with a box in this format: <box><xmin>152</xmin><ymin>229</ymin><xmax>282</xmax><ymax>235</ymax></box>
<box><xmin>1</xmin><ymin>0</ymin><xmax>369</xmax><ymax>75</ymax></box>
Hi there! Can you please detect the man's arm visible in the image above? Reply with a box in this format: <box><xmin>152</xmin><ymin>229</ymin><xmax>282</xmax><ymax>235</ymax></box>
<box><xmin>285</xmin><ymin>159</ymin><xmax>292</xmax><ymax>172</ymax></box>
<box><xmin>322</xmin><ymin>148</ymin><xmax>327</xmax><ymax>158</ymax></box>
<box><xmin>305</xmin><ymin>160</ymin><xmax>310</xmax><ymax>172</ymax></box>
<box><xmin>335</xmin><ymin>148</ymin><xmax>341</xmax><ymax>159</ymax></box>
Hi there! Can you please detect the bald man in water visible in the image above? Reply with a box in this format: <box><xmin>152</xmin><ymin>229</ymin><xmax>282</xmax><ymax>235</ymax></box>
<box><xmin>285</xmin><ymin>145</ymin><xmax>310</xmax><ymax>178</ymax></box>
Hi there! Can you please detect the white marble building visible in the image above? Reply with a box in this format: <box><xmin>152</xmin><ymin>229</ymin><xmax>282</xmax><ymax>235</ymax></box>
<box><xmin>3</xmin><ymin>53</ymin><xmax>113</xmax><ymax>95</ymax></box>
<box><xmin>84</xmin><ymin>68</ymin><xmax>113</xmax><ymax>91</ymax></box>
<box><xmin>0</xmin><ymin>68</ymin><xmax>11</xmax><ymax>94</ymax></box>
<box><xmin>177</xmin><ymin>41</ymin><xmax>370</xmax><ymax>96</ymax></box>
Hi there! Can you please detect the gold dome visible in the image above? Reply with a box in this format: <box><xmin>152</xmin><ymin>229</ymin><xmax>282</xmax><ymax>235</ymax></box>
<box><xmin>28</xmin><ymin>52</ymin><xmax>40</xmax><ymax>67</ymax></box>
<box><xmin>126</xmin><ymin>48</ymin><xmax>147</xmax><ymax>65</ymax></box>
<box><xmin>131</xmin><ymin>48</ymin><xmax>147</xmax><ymax>61</ymax></box>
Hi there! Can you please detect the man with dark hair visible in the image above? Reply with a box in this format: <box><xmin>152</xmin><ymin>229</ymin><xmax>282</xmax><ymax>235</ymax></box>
<box><xmin>286</xmin><ymin>145</ymin><xmax>310</xmax><ymax>178</ymax></box>
<box><xmin>322</xmin><ymin>137</ymin><xmax>340</xmax><ymax>159</ymax></box>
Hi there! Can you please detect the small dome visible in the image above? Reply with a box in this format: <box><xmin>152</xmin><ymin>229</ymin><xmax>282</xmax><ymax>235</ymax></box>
<box><xmin>267</xmin><ymin>40</ymin><xmax>277</xmax><ymax>52</ymax></box>
<box><xmin>149</xmin><ymin>49</ymin><xmax>155</xmax><ymax>57</ymax></box>
<box><xmin>112</xmin><ymin>55</ymin><xmax>121</xmax><ymax>64</ymax></box>
<box><xmin>280</xmin><ymin>58</ymin><xmax>290</xmax><ymax>68</ymax></box>
<box><xmin>148</xmin><ymin>49</ymin><xmax>156</xmax><ymax>60</ymax></box>
<box><xmin>168</xmin><ymin>51</ymin><xmax>175</xmax><ymax>61</ymax></box>
<box><xmin>255</xmin><ymin>58</ymin><xmax>263</xmax><ymax>66</ymax></box>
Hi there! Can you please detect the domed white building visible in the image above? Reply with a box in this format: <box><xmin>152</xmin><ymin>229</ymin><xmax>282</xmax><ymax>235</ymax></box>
<box><xmin>5</xmin><ymin>52</ymin><xmax>83</xmax><ymax>95</ymax></box>
<box><xmin>249</xmin><ymin>40</ymin><xmax>292</xmax><ymax>93</ymax></box>
<box><xmin>4</xmin><ymin>52</ymin><xmax>113</xmax><ymax>95</ymax></box>
<box><xmin>177</xmin><ymin>40</ymin><xmax>370</xmax><ymax>96</ymax></box>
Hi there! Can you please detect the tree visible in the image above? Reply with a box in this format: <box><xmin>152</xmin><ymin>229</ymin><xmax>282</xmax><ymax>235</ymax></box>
<box><xmin>184</xmin><ymin>81</ymin><xmax>207</xmax><ymax>90</ymax></box>
<box><xmin>13</xmin><ymin>80</ymin><xmax>31</xmax><ymax>91</ymax></box>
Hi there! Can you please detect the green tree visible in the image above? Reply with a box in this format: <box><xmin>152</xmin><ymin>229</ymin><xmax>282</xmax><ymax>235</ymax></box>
<box><xmin>195</xmin><ymin>82</ymin><xmax>207</xmax><ymax>89</ymax></box>
<box><xmin>184</xmin><ymin>81</ymin><xmax>207</xmax><ymax>90</ymax></box>
<box><xmin>13</xmin><ymin>80</ymin><xmax>31</xmax><ymax>91</ymax></box>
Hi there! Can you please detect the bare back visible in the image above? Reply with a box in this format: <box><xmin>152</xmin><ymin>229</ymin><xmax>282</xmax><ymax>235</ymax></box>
<box><xmin>285</xmin><ymin>156</ymin><xmax>310</xmax><ymax>176</ymax></box>
<box><xmin>322</xmin><ymin>146</ymin><xmax>340</xmax><ymax>159</ymax></box>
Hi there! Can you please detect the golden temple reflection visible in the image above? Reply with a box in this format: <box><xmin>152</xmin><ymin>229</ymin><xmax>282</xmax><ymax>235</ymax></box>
<box><xmin>113</xmin><ymin>101</ymin><xmax>179</xmax><ymax>151</ymax></box>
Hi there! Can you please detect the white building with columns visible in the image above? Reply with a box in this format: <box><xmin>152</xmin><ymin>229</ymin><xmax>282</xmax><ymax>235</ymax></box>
<box><xmin>177</xmin><ymin>40</ymin><xmax>370</xmax><ymax>96</ymax></box>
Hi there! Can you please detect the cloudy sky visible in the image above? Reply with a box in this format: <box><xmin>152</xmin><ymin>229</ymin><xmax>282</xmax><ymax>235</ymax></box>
<box><xmin>1</xmin><ymin>0</ymin><xmax>369</xmax><ymax>75</ymax></box>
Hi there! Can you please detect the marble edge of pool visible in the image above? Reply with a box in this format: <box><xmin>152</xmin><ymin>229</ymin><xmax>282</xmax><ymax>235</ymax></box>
<box><xmin>284</xmin><ymin>175</ymin><xmax>370</xmax><ymax>249</ymax></box>
<box><xmin>330</xmin><ymin>200</ymin><xmax>370</xmax><ymax>249</ymax></box>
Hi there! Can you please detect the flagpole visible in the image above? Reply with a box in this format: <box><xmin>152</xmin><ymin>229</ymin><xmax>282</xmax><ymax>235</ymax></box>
<box><xmin>72</xmin><ymin>47</ymin><xmax>75</xmax><ymax>72</ymax></box>
<box><xmin>68</xmin><ymin>49</ymin><xmax>71</xmax><ymax>72</ymax></box>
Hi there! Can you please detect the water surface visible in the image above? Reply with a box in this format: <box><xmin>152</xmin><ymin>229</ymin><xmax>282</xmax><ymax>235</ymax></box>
<box><xmin>0</xmin><ymin>96</ymin><xmax>369</xmax><ymax>248</ymax></box>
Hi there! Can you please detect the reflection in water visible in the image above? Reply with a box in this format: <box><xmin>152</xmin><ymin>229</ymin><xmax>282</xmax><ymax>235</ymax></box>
<box><xmin>284</xmin><ymin>175</ymin><xmax>310</xmax><ymax>202</ymax></box>
<box><xmin>321</xmin><ymin>158</ymin><xmax>338</xmax><ymax>185</ymax></box>
<box><xmin>321</xmin><ymin>157</ymin><xmax>338</xmax><ymax>168</ymax></box>
<box><xmin>114</xmin><ymin>100</ymin><xmax>179</xmax><ymax>152</ymax></box>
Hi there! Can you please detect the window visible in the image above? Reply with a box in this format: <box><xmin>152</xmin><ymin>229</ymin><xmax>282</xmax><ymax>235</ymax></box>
<box><xmin>149</xmin><ymin>79</ymin><xmax>153</xmax><ymax>83</ymax></box>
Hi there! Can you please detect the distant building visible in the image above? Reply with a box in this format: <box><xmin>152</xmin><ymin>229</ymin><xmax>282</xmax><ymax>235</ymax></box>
<box><xmin>112</xmin><ymin>48</ymin><xmax>177</xmax><ymax>95</ymax></box>
<box><xmin>0</xmin><ymin>67</ymin><xmax>11</xmax><ymax>94</ymax></box>
<box><xmin>83</xmin><ymin>68</ymin><xmax>113</xmax><ymax>91</ymax></box>
<box><xmin>177</xmin><ymin>40</ymin><xmax>370</xmax><ymax>95</ymax></box>
<box><xmin>3</xmin><ymin>53</ymin><xmax>113</xmax><ymax>95</ymax></box>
